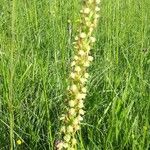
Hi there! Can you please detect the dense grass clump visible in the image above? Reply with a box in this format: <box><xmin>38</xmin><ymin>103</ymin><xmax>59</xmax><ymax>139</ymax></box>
<box><xmin>0</xmin><ymin>0</ymin><xmax>150</xmax><ymax>150</ymax></box>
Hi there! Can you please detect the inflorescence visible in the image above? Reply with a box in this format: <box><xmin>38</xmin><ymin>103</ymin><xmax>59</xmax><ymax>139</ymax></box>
<box><xmin>57</xmin><ymin>0</ymin><xmax>100</xmax><ymax>149</ymax></box>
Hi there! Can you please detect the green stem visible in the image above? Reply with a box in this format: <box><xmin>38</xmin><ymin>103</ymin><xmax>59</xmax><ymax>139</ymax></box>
<box><xmin>9</xmin><ymin>0</ymin><xmax>16</xmax><ymax>149</ymax></box>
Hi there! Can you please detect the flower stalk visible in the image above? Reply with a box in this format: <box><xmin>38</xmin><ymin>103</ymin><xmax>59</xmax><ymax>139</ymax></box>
<box><xmin>57</xmin><ymin>0</ymin><xmax>100</xmax><ymax>149</ymax></box>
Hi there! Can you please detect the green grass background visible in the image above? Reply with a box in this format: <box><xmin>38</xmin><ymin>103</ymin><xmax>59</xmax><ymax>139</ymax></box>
<box><xmin>0</xmin><ymin>0</ymin><xmax>150</xmax><ymax>149</ymax></box>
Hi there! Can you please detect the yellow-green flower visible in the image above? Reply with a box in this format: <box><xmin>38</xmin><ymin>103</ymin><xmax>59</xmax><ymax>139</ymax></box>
<box><xmin>17</xmin><ymin>139</ymin><xmax>22</xmax><ymax>145</ymax></box>
<box><xmin>58</xmin><ymin>0</ymin><xmax>100</xmax><ymax>149</ymax></box>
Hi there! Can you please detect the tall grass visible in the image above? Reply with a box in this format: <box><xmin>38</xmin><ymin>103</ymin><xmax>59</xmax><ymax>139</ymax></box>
<box><xmin>0</xmin><ymin>0</ymin><xmax>150</xmax><ymax>150</ymax></box>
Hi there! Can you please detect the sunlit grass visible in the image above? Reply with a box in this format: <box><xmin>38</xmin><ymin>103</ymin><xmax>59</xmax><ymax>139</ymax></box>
<box><xmin>0</xmin><ymin>0</ymin><xmax>150</xmax><ymax>149</ymax></box>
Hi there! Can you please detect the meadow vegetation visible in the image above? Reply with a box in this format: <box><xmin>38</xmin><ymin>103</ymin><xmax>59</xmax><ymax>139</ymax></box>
<box><xmin>0</xmin><ymin>0</ymin><xmax>150</xmax><ymax>149</ymax></box>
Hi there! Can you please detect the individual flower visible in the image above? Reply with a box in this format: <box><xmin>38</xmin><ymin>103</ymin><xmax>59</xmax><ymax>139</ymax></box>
<box><xmin>74</xmin><ymin>55</ymin><xmax>79</xmax><ymax>60</ymax></box>
<box><xmin>90</xmin><ymin>37</ymin><xmax>96</xmax><ymax>43</ymax></box>
<box><xmin>57</xmin><ymin>142</ymin><xmax>64</xmax><ymax>150</ymax></box>
<box><xmin>78</xmin><ymin>100</ymin><xmax>84</xmax><ymax>109</ymax></box>
<box><xmin>68</xmin><ymin>100</ymin><xmax>76</xmax><ymax>107</ymax></box>
<box><xmin>75</xmin><ymin>66</ymin><xmax>81</xmax><ymax>72</ymax></box>
<box><xmin>74</xmin><ymin>125</ymin><xmax>80</xmax><ymax>131</ymax></box>
<box><xmin>17</xmin><ymin>139</ymin><xmax>22</xmax><ymax>145</ymax></box>
<box><xmin>78</xmin><ymin>50</ymin><xmax>85</xmax><ymax>56</ymax></box>
<box><xmin>83</xmin><ymin>8</ymin><xmax>90</xmax><ymax>14</ymax></box>
<box><xmin>64</xmin><ymin>134</ymin><xmax>71</xmax><ymax>142</ymax></box>
<box><xmin>70</xmin><ymin>72</ymin><xmax>76</xmax><ymax>79</ymax></box>
<box><xmin>73</xmin><ymin>118</ymin><xmax>79</xmax><ymax>125</ymax></box>
<box><xmin>80</xmin><ymin>77</ymin><xmax>87</xmax><ymax>84</ymax></box>
<box><xmin>83</xmin><ymin>61</ymin><xmax>90</xmax><ymax>67</ymax></box>
<box><xmin>95</xmin><ymin>6</ymin><xmax>100</xmax><ymax>12</ymax></box>
<box><xmin>96</xmin><ymin>0</ymin><xmax>101</xmax><ymax>4</ymax></box>
<box><xmin>80</xmin><ymin>32</ymin><xmax>87</xmax><ymax>38</ymax></box>
<box><xmin>60</xmin><ymin>126</ymin><xmax>66</xmax><ymax>133</ymax></box>
<box><xmin>60</xmin><ymin>114</ymin><xmax>65</xmax><ymax>121</ymax></box>
<box><xmin>76</xmin><ymin>93</ymin><xmax>86</xmax><ymax>100</ymax></box>
<box><xmin>71</xmin><ymin>61</ymin><xmax>76</xmax><ymax>67</ymax></box>
<box><xmin>69</xmin><ymin>108</ymin><xmax>76</xmax><ymax>116</ymax></box>
<box><xmin>82</xmin><ymin>87</ymin><xmax>87</xmax><ymax>93</ymax></box>
<box><xmin>88</xmin><ymin>56</ymin><xmax>94</xmax><ymax>61</ymax></box>
<box><xmin>84</xmin><ymin>73</ymin><xmax>89</xmax><ymax>78</ymax></box>
<box><xmin>63</xmin><ymin>143</ymin><xmax>69</xmax><ymax>148</ymax></box>
<box><xmin>70</xmin><ymin>84</ymin><xmax>78</xmax><ymax>92</ymax></box>
<box><xmin>67</xmin><ymin>125</ymin><xmax>74</xmax><ymax>133</ymax></box>
<box><xmin>79</xmin><ymin>109</ymin><xmax>85</xmax><ymax>115</ymax></box>
<box><xmin>75</xmin><ymin>36</ymin><xmax>79</xmax><ymax>41</ymax></box>
<box><xmin>72</xmin><ymin>138</ymin><xmax>77</xmax><ymax>145</ymax></box>
<box><xmin>77</xmin><ymin>115</ymin><xmax>83</xmax><ymax>121</ymax></box>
